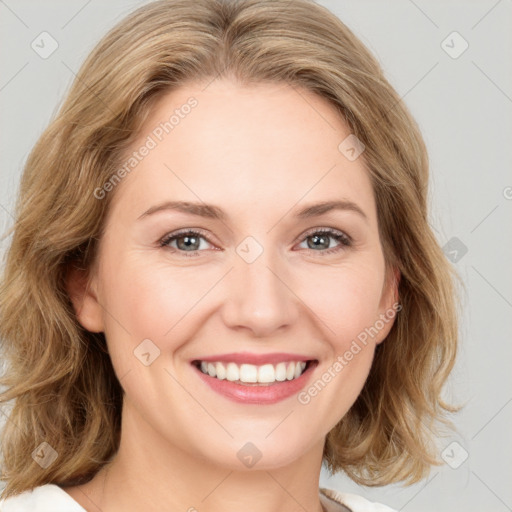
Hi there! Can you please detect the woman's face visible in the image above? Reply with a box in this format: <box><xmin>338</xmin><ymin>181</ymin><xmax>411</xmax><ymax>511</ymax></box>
<box><xmin>72</xmin><ymin>79</ymin><xmax>398</xmax><ymax>470</ymax></box>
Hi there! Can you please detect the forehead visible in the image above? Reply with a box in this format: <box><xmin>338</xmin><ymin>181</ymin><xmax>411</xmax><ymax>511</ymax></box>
<box><xmin>108</xmin><ymin>79</ymin><xmax>377</xmax><ymax>225</ymax></box>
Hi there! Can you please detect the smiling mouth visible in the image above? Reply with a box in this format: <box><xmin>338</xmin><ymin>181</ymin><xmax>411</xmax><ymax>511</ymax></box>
<box><xmin>191</xmin><ymin>359</ymin><xmax>317</xmax><ymax>386</ymax></box>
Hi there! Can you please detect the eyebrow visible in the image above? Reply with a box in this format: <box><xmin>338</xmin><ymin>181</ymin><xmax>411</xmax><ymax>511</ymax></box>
<box><xmin>137</xmin><ymin>199</ymin><xmax>368</xmax><ymax>223</ymax></box>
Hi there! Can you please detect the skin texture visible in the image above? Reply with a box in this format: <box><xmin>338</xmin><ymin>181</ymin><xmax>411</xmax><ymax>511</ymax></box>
<box><xmin>64</xmin><ymin>79</ymin><xmax>398</xmax><ymax>512</ymax></box>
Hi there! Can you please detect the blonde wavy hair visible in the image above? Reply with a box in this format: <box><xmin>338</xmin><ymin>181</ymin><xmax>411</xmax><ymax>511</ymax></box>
<box><xmin>0</xmin><ymin>0</ymin><xmax>461</xmax><ymax>499</ymax></box>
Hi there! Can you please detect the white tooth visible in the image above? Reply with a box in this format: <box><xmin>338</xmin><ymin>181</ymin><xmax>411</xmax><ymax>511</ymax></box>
<box><xmin>215</xmin><ymin>362</ymin><xmax>226</xmax><ymax>380</ymax></box>
<box><xmin>225</xmin><ymin>362</ymin><xmax>239</xmax><ymax>382</ymax></box>
<box><xmin>274</xmin><ymin>362</ymin><xmax>287</xmax><ymax>381</ymax></box>
<box><xmin>286</xmin><ymin>362</ymin><xmax>295</xmax><ymax>380</ymax></box>
<box><xmin>207</xmin><ymin>363</ymin><xmax>217</xmax><ymax>377</ymax></box>
<box><xmin>202</xmin><ymin>361</ymin><xmax>307</xmax><ymax>383</ymax></box>
<box><xmin>258</xmin><ymin>364</ymin><xmax>276</xmax><ymax>383</ymax></box>
<box><xmin>239</xmin><ymin>364</ymin><xmax>258</xmax><ymax>383</ymax></box>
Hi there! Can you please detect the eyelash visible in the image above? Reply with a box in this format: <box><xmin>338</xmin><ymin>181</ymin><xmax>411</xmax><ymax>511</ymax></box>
<box><xmin>159</xmin><ymin>227</ymin><xmax>352</xmax><ymax>258</ymax></box>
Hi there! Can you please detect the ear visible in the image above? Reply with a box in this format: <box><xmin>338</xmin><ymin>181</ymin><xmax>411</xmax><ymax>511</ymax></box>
<box><xmin>375</xmin><ymin>265</ymin><xmax>401</xmax><ymax>345</ymax></box>
<box><xmin>65</xmin><ymin>262</ymin><xmax>104</xmax><ymax>333</ymax></box>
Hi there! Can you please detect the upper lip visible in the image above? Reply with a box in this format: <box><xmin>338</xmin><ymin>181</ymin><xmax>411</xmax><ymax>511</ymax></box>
<box><xmin>191</xmin><ymin>352</ymin><xmax>317</xmax><ymax>365</ymax></box>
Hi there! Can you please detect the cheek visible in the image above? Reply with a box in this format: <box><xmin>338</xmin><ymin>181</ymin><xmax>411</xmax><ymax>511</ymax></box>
<box><xmin>99</xmin><ymin>253</ymin><xmax>224</xmax><ymax>367</ymax></box>
<box><xmin>96</xmin><ymin>254</ymin><xmax>181</xmax><ymax>366</ymax></box>
<box><xmin>302</xmin><ymin>261</ymin><xmax>385</xmax><ymax>343</ymax></box>
<box><xmin>295</xmin><ymin>265</ymin><xmax>384</xmax><ymax>424</ymax></box>
<box><xmin>105</xmin><ymin>253</ymin><xmax>205</xmax><ymax>331</ymax></box>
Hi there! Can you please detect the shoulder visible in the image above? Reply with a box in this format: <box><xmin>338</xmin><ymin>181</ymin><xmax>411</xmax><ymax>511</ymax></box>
<box><xmin>320</xmin><ymin>487</ymin><xmax>398</xmax><ymax>512</ymax></box>
<box><xmin>0</xmin><ymin>483</ymin><xmax>86</xmax><ymax>512</ymax></box>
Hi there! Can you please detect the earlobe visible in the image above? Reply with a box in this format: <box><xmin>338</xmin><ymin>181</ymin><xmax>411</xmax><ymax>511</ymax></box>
<box><xmin>375</xmin><ymin>265</ymin><xmax>401</xmax><ymax>345</ymax></box>
<box><xmin>65</xmin><ymin>262</ymin><xmax>104</xmax><ymax>333</ymax></box>
<box><xmin>384</xmin><ymin>265</ymin><xmax>401</xmax><ymax>308</ymax></box>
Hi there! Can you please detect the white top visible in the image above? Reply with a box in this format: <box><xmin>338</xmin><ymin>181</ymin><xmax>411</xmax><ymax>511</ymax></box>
<box><xmin>0</xmin><ymin>483</ymin><xmax>397</xmax><ymax>512</ymax></box>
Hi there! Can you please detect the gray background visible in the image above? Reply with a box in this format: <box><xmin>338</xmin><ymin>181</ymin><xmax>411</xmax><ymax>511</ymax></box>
<box><xmin>1</xmin><ymin>1</ymin><xmax>511</xmax><ymax>511</ymax></box>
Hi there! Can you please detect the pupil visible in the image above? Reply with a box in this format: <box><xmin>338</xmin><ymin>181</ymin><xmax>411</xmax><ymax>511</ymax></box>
<box><xmin>178</xmin><ymin>235</ymin><xmax>199</xmax><ymax>251</ymax></box>
<box><xmin>308</xmin><ymin>234</ymin><xmax>329</xmax><ymax>250</ymax></box>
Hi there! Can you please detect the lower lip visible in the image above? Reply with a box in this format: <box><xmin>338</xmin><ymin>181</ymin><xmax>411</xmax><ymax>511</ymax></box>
<box><xmin>192</xmin><ymin>362</ymin><xmax>318</xmax><ymax>405</ymax></box>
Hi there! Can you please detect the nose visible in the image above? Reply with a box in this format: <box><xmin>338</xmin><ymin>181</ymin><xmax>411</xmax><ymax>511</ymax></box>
<box><xmin>220</xmin><ymin>246</ymin><xmax>300</xmax><ymax>337</ymax></box>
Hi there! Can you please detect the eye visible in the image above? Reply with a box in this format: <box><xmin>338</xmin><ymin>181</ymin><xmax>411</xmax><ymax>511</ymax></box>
<box><xmin>159</xmin><ymin>227</ymin><xmax>352</xmax><ymax>258</ymax></box>
<box><xmin>159</xmin><ymin>229</ymin><xmax>215</xmax><ymax>257</ymax></box>
<box><xmin>296</xmin><ymin>228</ymin><xmax>352</xmax><ymax>256</ymax></box>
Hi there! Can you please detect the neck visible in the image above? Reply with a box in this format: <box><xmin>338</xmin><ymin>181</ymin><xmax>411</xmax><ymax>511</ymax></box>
<box><xmin>65</xmin><ymin>397</ymin><xmax>327</xmax><ymax>512</ymax></box>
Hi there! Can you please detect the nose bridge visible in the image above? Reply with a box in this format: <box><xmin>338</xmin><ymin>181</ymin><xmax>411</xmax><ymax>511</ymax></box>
<box><xmin>221</xmin><ymin>236</ymin><xmax>297</xmax><ymax>335</ymax></box>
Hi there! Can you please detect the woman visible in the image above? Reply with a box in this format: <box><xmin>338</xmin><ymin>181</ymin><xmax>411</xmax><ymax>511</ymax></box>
<box><xmin>0</xmin><ymin>0</ymin><xmax>460</xmax><ymax>511</ymax></box>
